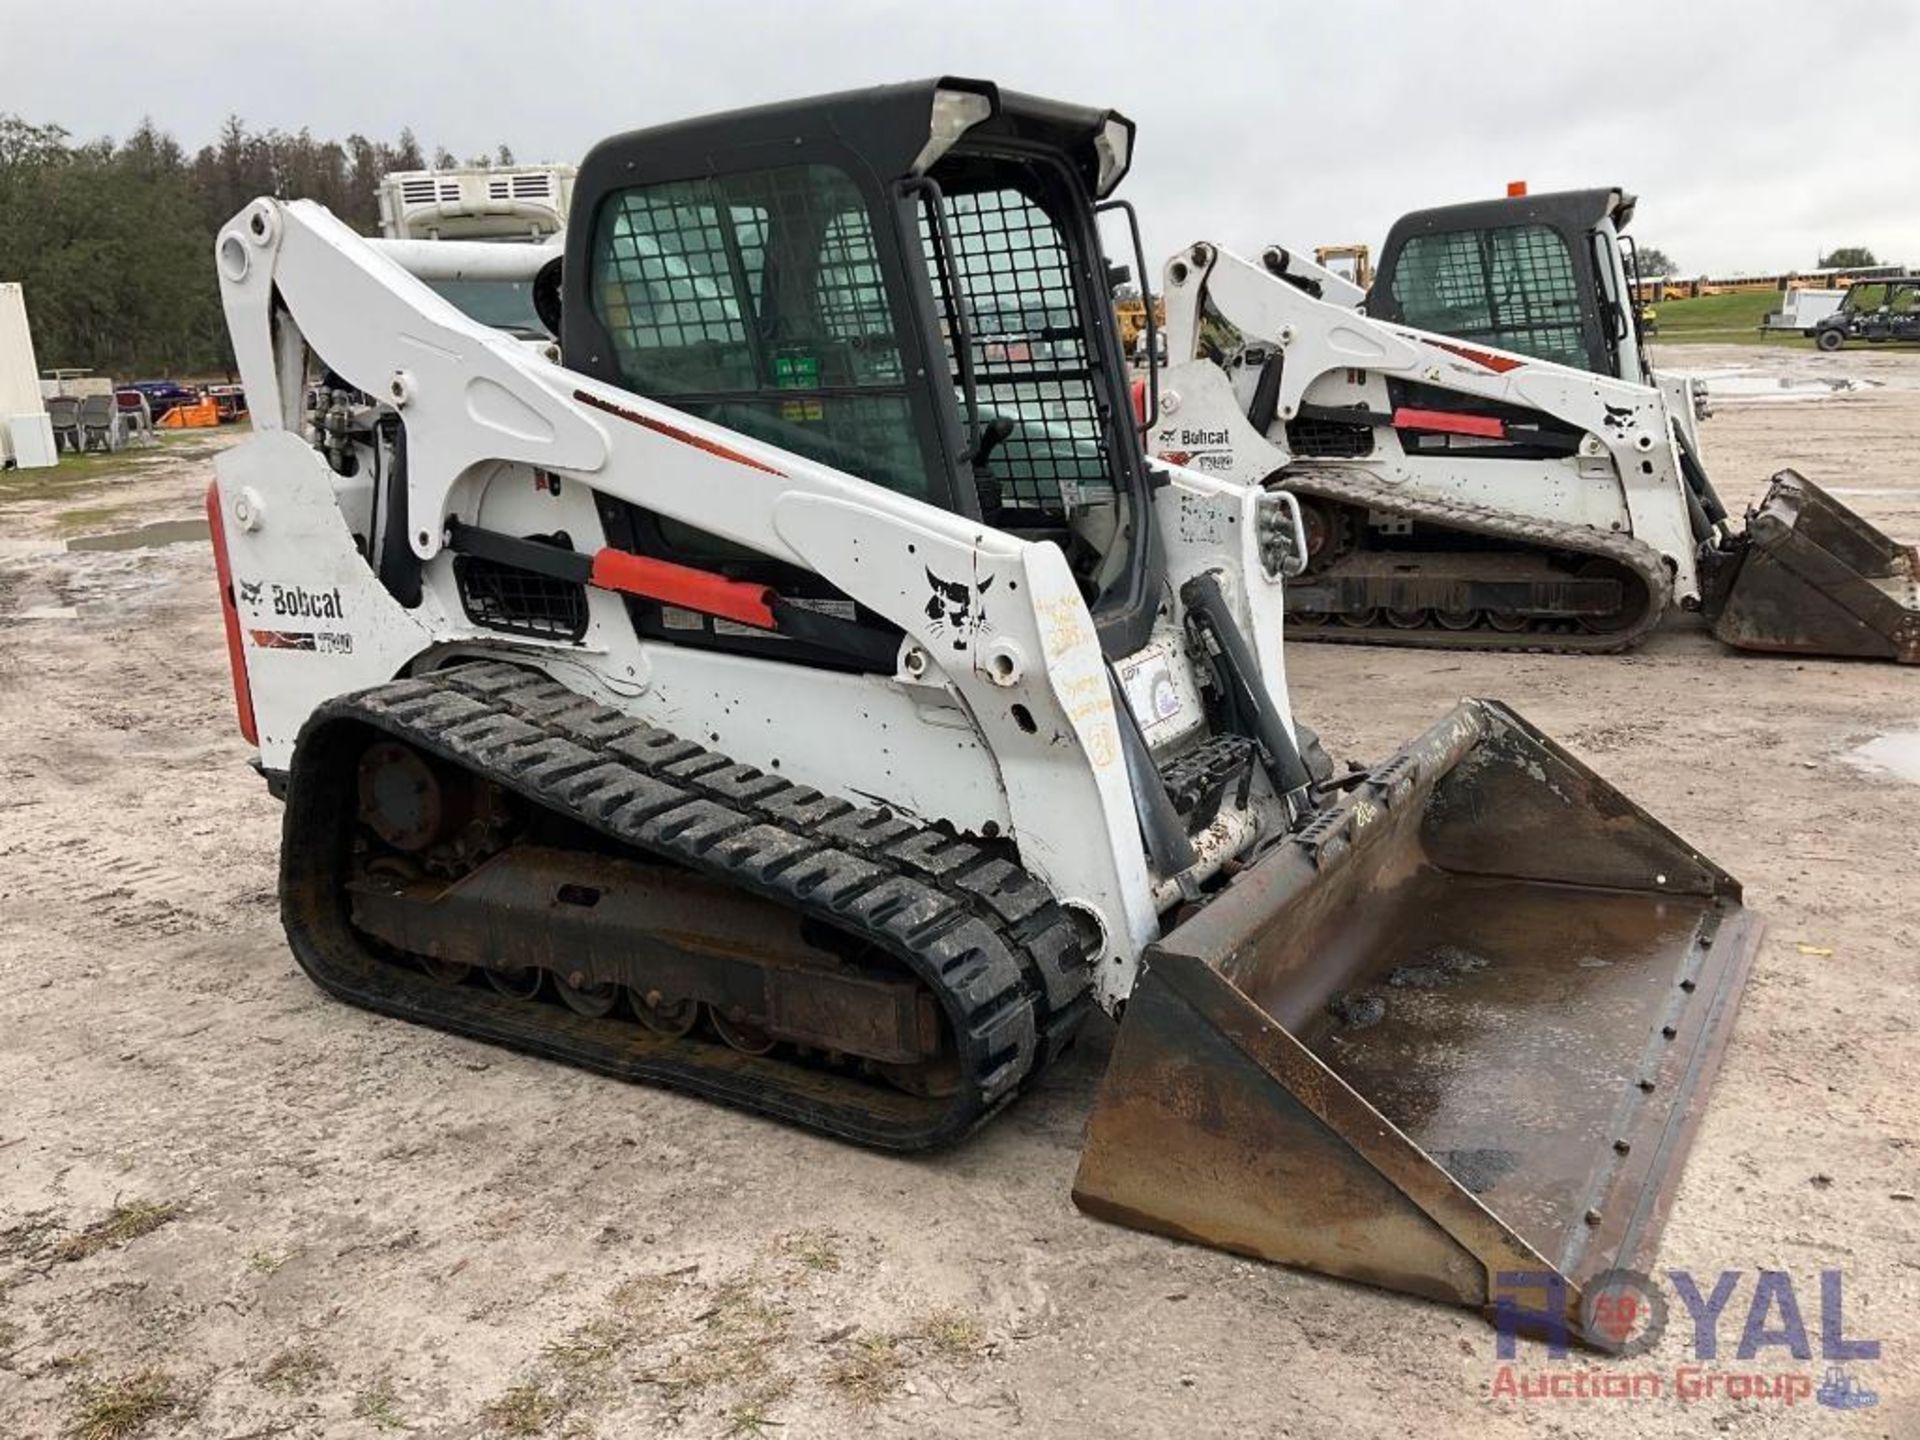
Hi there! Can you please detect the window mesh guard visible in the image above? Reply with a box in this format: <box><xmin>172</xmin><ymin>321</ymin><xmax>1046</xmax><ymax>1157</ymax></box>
<box><xmin>1391</xmin><ymin>224</ymin><xmax>1587</xmax><ymax>371</ymax></box>
<box><xmin>1489</xmin><ymin>224</ymin><xmax>1584</xmax><ymax>366</ymax></box>
<box><xmin>1287</xmin><ymin>414</ymin><xmax>1375</xmax><ymax>459</ymax></box>
<box><xmin>590</xmin><ymin>166</ymin><xmax>925</xmax><ymax>498</ymax></box>
<box><xmin>921</xmin><ymin>187</ymin><xmax>1111</xmax><ymax>516</ymax></box>
<box><xmin>454</xmin><ymin>552</ymin><xmax>590</xmax><ymax>642</ymax></box>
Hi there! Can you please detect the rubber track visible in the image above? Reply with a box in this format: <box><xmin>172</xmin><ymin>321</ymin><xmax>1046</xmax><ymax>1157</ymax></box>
<box><xmin>1278</xmin><ymin>463</ymin><xmax>1674</xmax><ymax>654</ymax></box>
<box><xmin>280</xmin><ymin>661</ymin><xmax>1091</xmax><ymax>1152</ymax></box>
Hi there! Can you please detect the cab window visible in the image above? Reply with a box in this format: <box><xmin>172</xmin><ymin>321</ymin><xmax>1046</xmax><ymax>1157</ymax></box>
<box><xmin>590</xmin><ymin>164</ymin><xmax>926</xmax><ymax>498</ymax></box>
<box><xmin>918</xmin><ymin>181</ymin><xmax>1113</xmax><ymax>521</ymax></box>
<box><xmin>1391</xmin><ymin>223</ymin><xmax>1591</xmax><ymax>371</ymax></box>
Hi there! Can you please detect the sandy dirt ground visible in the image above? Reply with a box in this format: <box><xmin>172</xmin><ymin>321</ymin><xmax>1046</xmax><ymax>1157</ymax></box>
<box><xmin>1</xmin><ymin>346</ymin><xmax>1915</xmax><ymax>1438</ymax></box>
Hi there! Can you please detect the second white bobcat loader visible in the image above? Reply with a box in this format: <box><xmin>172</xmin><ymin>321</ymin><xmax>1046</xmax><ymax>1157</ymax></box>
<box><xmin>208</xmin><ymin>79</ymin><xmax>1760</xmax><ymax>1348</ymax></box>
<box><xmin>1150</xmin><ymin>205</ymin><xmax>1918</xmax><ymax>661</ymax></box>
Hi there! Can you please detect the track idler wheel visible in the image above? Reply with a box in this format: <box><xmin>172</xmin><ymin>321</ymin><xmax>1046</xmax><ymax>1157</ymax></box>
<box><xmin>1297</xmin><ymin>499</ymin><xmax>1354</xmax><ymax>572</ymax></box>
<box><xmin>1575</xmin><ymin>558</ymin><xmax>1646</xmax><ymax>635</ymax></box>
<box><xmin>487</xmin><ymin>966</ymin><xmax>543</xmax><ymax>1001</ymax></box>
<box><xmin>558</xmin><ymin>972</ymin><xmax>620</xmax><ymax>1017</ymax></box>
<box><xmin>419</xmin><ymin>955</ymin><xmax>473</xmax><ymax>986</ymax></box>
<box><xmin>627</xmin><ymin>988</ymin><xmax>700</xmax><ymax>1036</ymax></box>
<box><xmin>356</xmin><ymin>739</ymin><xmax>508</xmax><ymax>877</ymax></box>
<box><xmin>712</xmin><ymin>1007</ymin><xmax>777</xmax><ymax>1055</ymax></box>
<box><xmin>358</xmin><ymin>742</ymin><xmax>445</xmax><ymax>852</ymax></box>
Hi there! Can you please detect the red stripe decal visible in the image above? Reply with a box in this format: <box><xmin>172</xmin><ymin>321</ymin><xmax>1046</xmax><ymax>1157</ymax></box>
<box><xmin>206</xmin><ymin>481</ymin><xmax>259</xmax><ymax>743</ymax></box>
<box><xmin>589</xmin><ymin>548</ymin><xmax>777</xmax><ymax>630</ymax></box>
<box><xmin>574</xmin><ymin>389</ymin><xmax>786</xmax><ymax>477</ymax></box>
<box><xmin>1392</xmin><ymin>407</ymin><xmax>1507</xmax><ymax>440</ymax></box>
<box><xmin>248</xmin><ymin>630</ymin><xmax>318</xmax><ymax>651</ymax></box>
<box><xmin>1424</xmin><ymin>338</ymin><xmax>1526</xmax><ymax>374</ymax></box>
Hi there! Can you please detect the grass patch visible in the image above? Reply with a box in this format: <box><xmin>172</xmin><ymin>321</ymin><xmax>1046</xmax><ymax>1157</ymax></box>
<box><xmin>353</xmin><ymin>1376</ymin><xmax>406</xmax><ymax>1431</ymax></box>
<box><xmin>826</xmin><ymin>1334</ymin><xmax>903</xmax><ymax>1407</ymax></box>
<box><xmin>53</xmin><ymin>1201</ymin><xmax>181</xmax><ymax>1263</ymax></box>
<box><xmin>63</xmin><ymin>1367</ymin><xmax>185</xmax><ymax>1440</ymax></box>
<box><xmin>464</xmin><ymin>1271</ymin><xmax>700</xmax><ymax>1435</ymax></box>
<box><xmin>607</xmin><ymin>1269</ymin><xmax>687</xmax><ymax>1316</ymax></box>
<box><xmin>8</xmin><ymin>448</ymin><xmax>143</xmax><ymax>480</ymax></box>
<box><xmin>0</xmin><ymin>450</ymin><xmax>166</xmax><ymax>505</ymax></box>
<box><xmin>607</xmin><ymin>1277</ymin><xmax>660</xmax><ymax>1312</ymax></box>
<box><xmin>914</xmin><ymin>1307</ymin><xmax>985</xmax><ymax>1363</ymax></box>
<box><xmin>483</xmin><ymin>1381</ymin><xmax>561</xmax><ymax>1436</ymax></box>
<box><xmin>541</xmin><ymin>1317</ymin><xmax>630</xmax><ymax>1376</ymax></box>
<box><xmin>782</xmin><ymin>1230</ymin><xmax>842</xmax><ymax>1274</ymax></box>
<box><xmin>248</xmin><ymin>1248</ymin><xmax>291</xmax><ymax>1276</ymax></box>
<box><xmin>704</xmin><ymin>1274</ymin><xmax>786</xmax><ymax>1333</ymax></box>
<box><xmin>0</xmin><ymin>430</ymin><xmax>231</xmax><ymax>512</ymax></box>
<box><xmin>660</xmin><ymin>1274</ymin><xmax>788</xmax><ymax>1395</ymax></box>
<box><xmin>259</xmin><ymin>1345</ymin><xmax>328</xmax><ymax>1395</ymax></box>
<box><xmin>1645</xmin><ymin>289</ymin><xmax>1810</xmax><ymax>345</ymax></box>
<box><xmin>53</xmin><ymin>503</ymin><xmax>139</xmax><ymax>536</ymax></box>
<box><xmin>725</xmin><ymin>1375</ymin><xmax>796</xmax><ymax>1437</ymax></box>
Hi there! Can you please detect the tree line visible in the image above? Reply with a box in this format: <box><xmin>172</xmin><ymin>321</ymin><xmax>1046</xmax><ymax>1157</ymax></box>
<box><xmin>0</xmin><ymin>115</ymin><xmax>515</xmax><ymax>379</ymax></box>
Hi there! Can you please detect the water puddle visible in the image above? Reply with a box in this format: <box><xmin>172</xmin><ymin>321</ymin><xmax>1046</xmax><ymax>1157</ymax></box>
<box><xmin>1693</xmin><ymin>372</ymin><xmax>1877</xmax><ymax>402</ymax></box>
<box><xmin>1847</xmin><ymin>730</ymin><xmax>1920</xmax><ymax>785</ymax></box>
<box><xmin>65</xmin><ymin>519</ymin><xmax>211</xmax><ymax>553</ymax></box>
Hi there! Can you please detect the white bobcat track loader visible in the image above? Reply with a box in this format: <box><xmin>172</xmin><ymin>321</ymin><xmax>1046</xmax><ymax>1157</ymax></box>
<box><xmin>1150</xmin><ymin>190</ymin><xmax>1918</xmax><ymax>661</ymax></box>
<box><xmin>208</xmin><ymin>78</ymin><xmax>1761</xmax><ymax>1348</ymax></box>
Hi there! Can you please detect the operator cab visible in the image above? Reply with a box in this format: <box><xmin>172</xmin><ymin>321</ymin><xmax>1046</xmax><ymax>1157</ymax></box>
<box><xmin>1369</xmin><ymin>187</ymin><xmax>1649</xmax><ymax>385</ymax></box>
<box><xmin>561</xmin><ymin>79</ymin><xmax>1161</xmax><ymax>669</ymax></box>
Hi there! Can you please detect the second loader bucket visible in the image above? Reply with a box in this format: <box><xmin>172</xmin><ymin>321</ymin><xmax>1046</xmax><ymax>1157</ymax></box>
<box><xmin>1710</xmin><ymin>470</ymin><xmax>1919</xmax><ymax>663</ymax></box>
<box><xmin>1073</xmin><ymin>700</ymin><xmax>1763</xmax><ymax>1350</ymax></box>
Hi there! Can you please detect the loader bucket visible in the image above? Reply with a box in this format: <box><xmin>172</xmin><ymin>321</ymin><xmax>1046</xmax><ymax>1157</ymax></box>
<box><xmin>1073</xmin><ymin>700</ymin><xmax>1763</xmax><ymax>1350</ymax></box>
<box><xmin>1710</xmin><ymin>470</ymin><xmax>1920</xmax><ymax>663</ymax></box>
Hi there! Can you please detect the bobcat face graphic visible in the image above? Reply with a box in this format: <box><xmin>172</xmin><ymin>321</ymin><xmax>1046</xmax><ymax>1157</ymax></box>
<box><xmin>924</xmin><ymin>568</ymin><xmax>994</xmax><ymax>651</ymax></box>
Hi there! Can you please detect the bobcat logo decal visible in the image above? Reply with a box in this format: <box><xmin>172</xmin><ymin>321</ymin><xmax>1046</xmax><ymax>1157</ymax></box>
<box><xmin>924</xmin><ymin>568</ymin><xmax>993</xmax><ymax>651</ymax></box>
<box><xmin>238</xmin><ymin>579</ymin><xmax>264</xmax><ymax>606</ymax></box>
<box><xmin>1602</xmin><ymin>403</ymin><xmax>1635</xmax><ymax>435</ymax></box>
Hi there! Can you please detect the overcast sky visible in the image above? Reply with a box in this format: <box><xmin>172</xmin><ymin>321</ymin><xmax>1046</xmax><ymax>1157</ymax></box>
<box><xmin>4</xmin><ymin>0</ymin><xmax>1913</xmax><ymax>276</ymax></box>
